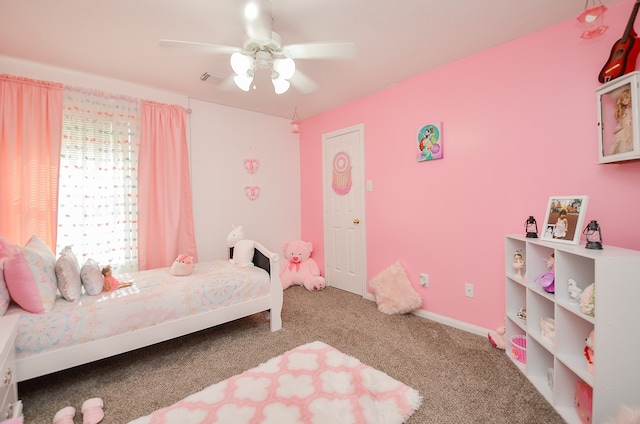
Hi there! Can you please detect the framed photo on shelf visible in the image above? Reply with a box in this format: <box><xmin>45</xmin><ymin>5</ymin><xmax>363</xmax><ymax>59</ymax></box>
<box><xmin>540</xmin><ymin>196</ymin><xmax>589</xmax><ymax>245</ymax></box>
<box><xmin>596</xmin><ymin>71</ymin><xmax>640</xmax><ymax>163</ymax></box>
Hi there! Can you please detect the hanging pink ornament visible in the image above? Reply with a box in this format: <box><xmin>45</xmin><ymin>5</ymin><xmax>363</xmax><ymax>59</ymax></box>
<box><xmin>244</xmin><ymin>185</ymin><xmax>260</xmax><ymax>201</ymax></box>
<box><xmin>243</xmin><ymin>158</ymin><xmax>260</xmax><ymax>174</ymax></box>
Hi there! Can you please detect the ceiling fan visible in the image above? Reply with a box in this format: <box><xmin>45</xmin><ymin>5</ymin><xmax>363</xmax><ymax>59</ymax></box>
<box><xmin>159</xmin><ymin>0</ymin><xmax>357</xmax><ymax>94</ymax></box>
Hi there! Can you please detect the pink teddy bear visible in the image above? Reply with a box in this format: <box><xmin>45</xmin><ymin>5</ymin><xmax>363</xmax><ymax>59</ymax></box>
<box><xmin>280</xmin><ymin>240</ymin><xmax>326</xmax><ymax>291</ymax></box>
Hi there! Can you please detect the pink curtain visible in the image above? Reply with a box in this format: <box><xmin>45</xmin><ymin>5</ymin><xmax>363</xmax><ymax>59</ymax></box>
<box><xmin>138</xmin><ymin>100</ymin><xmax>197</xmax><ymax>270</ymax></box>
<box><xmin>0</xmin><ymin>74</ymin><xmax>63</xmax><ymax>248</ymax></box>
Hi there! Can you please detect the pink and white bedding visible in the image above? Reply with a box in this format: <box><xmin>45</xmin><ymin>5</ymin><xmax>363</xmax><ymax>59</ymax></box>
<box><xmin>6</xmin><ymin>241</ymin><xmax>283</xmax><ymax>383</ymax></box>
<box><xmin>7</xmin><ymin>260</ymin><xmax>270</xmax><ymax>361</ymax></box>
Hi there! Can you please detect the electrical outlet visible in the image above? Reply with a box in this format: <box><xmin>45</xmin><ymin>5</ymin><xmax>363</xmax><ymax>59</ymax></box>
<box><xmin>465</xmin><ymin>283</ymin><xmax>474</xmax><ymax>298</ymax></box>
<box><xmin>419</xmin><ymin>273</ymin><xmax>429</xmax><ymax>287</ymax></box>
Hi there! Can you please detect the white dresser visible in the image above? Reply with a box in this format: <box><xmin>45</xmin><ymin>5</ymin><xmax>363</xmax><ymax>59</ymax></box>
<box><xmin>0</xmin><ymin>315</ymin><xmax>21</xmax><ymax>421</ymax></box>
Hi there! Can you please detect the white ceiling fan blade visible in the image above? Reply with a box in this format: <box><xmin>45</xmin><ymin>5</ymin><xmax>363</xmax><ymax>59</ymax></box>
<box><xmin>243</xmin><ymin>0</ymin><xmax>273</xmax><ymax>42</ymax></box>
<box><xmin>218</xmin><ymin>75</ymin><xmax>240</xmax><ymax>91</ymax></box>
<box><xmin>290</xmin><ymin>70</ymin><xmax>318</xmax><ymax>94</ymax></box>
<box><xmin>198</xmin><ymin>72</ymin><xmax>243</xmax><ymax>92</ymax></box>
<box><xmin>159</xmin><ymin>39</ymin><xmax>239</xmax><ymax>55</ymax></box>
<box><xmin>284</xmin><ymin>42</ymin><xmax>357</xmax><ymax>60</ymax></box>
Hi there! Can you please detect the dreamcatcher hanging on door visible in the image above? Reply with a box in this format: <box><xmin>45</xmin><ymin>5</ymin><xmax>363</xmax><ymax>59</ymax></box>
<box><xmin>332</xmin><ymin>151</ymin><xmax>352</xmax><ymax>195</ymax></box>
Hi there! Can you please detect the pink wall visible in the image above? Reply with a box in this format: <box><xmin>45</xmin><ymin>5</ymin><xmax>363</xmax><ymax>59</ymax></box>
<box><xmin>300</xmin><ymin>0</ymin><xmax>640</xmax><ymax>330</ymax></box>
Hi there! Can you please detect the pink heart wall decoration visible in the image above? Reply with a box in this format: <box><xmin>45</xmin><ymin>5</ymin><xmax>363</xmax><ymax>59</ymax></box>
<box><xmin>243</xmin><ymin>159</ymin><xmax>260</xmax><ymax>174</ymax></box>
<box><xmin>245</xmin><ymin>186</ymin><xmax>260</xmax><ymax>201</ymax></box>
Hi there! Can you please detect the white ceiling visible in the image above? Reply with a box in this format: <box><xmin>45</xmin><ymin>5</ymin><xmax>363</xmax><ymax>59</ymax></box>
<box><xmin>0</xmin><ymin>0</ymin><xmax>623</xmax><ymax>119</ymax></box>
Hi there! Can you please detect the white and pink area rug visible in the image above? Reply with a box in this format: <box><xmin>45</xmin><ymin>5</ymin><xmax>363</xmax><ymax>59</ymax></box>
<box><xmin>129</xmin><ymin>341</ymin><xmax>423</xmax><ymax>424</ymax></box>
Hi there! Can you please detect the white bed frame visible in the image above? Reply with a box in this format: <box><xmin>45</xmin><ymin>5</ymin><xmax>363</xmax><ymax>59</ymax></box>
<box><xmin>14</xmin><ymin>242</ymin><xmax>283</xmax><ymax>382</ymax></box>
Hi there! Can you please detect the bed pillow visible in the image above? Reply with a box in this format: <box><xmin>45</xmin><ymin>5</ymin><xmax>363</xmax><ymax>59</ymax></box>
<box><xmin>1</xmin><ymin>235</ymin><xmax>58</xmax><ymax>314</ymax></box>
<box><xmin>230</xmin><ymin>239</ymin><xmax>255</xmax><ymax>268</ymax></box>
<box><xmin>369</xmin><ymin>261</ymin><xmax>422</xmax><ymax>315</ymax></box>
<box><xmin>55</xmin><ymin>246</ymin><xmax>82</xmax><ymax>301</ymax></box>
<box><xmin>0</xmin><ymin>266</ymin><xmax>10</xmax><ymax>316</ymax></box>
<box><xmin>80</xmin><ymin>258</ymin><xmax>104</xmax><ymax>296</ymax></box>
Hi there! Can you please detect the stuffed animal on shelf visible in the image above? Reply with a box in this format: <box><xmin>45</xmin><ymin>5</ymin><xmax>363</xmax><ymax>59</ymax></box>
<box><xmin>488</xmin><ymin>325</ymin><xmax>506</xmax><ymax>350</ymax></box>
<box><xmin>280</xmin><ymin>240</ymin><xmax>326</xmax><ymax>291</ymax></box>
<box><xmin>584</xmin><ymin>330</ymin><xmax>595</xmax><ymax>374</ymax></box>
<box><xmin>101</xmin><ymin>265</ymin><xmax>132</xmax><ymax>291</ymax></box>
<box><xmin>568</xmin><ymin>278</ymin><xmax>583</xmax><ymax>303</ymax></box>
<box><xmin>580</xmin><ymin>283</ymin><xmax>595</xmax><ymax>317</ymax></box>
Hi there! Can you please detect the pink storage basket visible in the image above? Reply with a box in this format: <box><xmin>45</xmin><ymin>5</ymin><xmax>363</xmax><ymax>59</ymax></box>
<box><xmin>510</xmin><ymin>335</ymin><xmax>527</xmax><ymax>364</ymax></box>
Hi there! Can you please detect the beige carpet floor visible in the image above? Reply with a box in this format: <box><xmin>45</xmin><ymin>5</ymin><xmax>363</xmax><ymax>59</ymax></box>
<box><xmin>18</xmin><ymin>286</ymin><xmax>565</xmax><ymax>423</ymax></box>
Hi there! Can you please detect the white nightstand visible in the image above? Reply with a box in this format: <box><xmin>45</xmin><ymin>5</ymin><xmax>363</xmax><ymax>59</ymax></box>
<box><xmin>0</xmin><ymin>315</ymin><xmax>21</xmax><ymax>421</ymax></box>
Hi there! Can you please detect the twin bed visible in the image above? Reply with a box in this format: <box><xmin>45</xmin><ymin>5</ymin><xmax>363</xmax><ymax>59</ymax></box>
<box><xmin>5</xmin><ymin>242</ymin><xmax>283</xmax><ymax>382</ymax></box>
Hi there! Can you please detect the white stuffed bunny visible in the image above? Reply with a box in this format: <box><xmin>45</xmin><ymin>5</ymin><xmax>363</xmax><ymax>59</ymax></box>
<box><xmin>226</xmin><ymin>224</ymin><xmax>254</xmax><ymax>267</ymax></box>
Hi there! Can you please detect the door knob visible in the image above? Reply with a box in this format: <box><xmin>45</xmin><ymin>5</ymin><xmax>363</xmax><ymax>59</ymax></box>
<box><xmin>353</xmin><ymin>218</ymin><xmax>360</xmax><ymax>224</ymax></box>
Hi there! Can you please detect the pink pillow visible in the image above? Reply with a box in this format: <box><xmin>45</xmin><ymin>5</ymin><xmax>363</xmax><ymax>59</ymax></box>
<box><xmin>1</xmin><ymin>235</ymin><xmax>57</xmax><ymax>314</ymax></box>
<box><xmin>0</xmin><ymin>266</ymin><xmax>10</xmax><ymax>316</ymax></box>
<box><xmin>55</xmin><ymin>246</ymin><xmax>82</xmax><ymax>301</ymax></box>
<box><xmin>369</xmin><ymin>261</ymin><xmax>422</xmax><ymax>315</ymax></box>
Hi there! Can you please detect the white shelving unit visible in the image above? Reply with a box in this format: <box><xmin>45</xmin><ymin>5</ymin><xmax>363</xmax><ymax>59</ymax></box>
<box><xmin>505</xmin><ymin>235</ymin><xmax>640</xmax><ymax>424</ymax></box>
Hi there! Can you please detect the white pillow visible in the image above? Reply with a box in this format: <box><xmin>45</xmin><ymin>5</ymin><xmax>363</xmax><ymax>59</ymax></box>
<box><xmin>80</xmin><ymin>258</ymin><xmax>104</xmax><ymax>296</ymax></box>
<box><xmin>231</xmin><ymin>240</ymin><xmax>255</xmax><ymax>268</ymax></box>
<box><xmin>55</xmin><ymin>246</ymin><xmax>82</xmax><ymax>301</ymax></box>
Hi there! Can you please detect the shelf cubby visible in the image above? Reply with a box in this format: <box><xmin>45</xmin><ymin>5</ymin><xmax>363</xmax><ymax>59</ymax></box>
<box><xmin>505</xmin><ymin>235</ymin><xmax>640</xmax><ymax>423</ymax></box>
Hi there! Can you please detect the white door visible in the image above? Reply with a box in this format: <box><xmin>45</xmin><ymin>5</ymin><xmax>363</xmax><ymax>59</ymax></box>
<box><xmin>322</xmin><ymin>124</ymin><xmax>366</xmax><ymax>296</ymax></box>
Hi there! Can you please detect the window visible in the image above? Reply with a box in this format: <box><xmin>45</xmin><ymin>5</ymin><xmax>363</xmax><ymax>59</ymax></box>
<box><xmin>56</xmin><ymin>87</ymin><xmax>140</xmax><ymax>273</ymax></box>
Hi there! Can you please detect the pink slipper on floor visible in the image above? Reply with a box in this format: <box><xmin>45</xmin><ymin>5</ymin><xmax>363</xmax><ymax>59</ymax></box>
<box><xmin>52</xmin><ymin>406</ymin><xmax>75</xmax><ymax>424</ymax></box>
<box><xmin>81</xmin><ymin>398</ymin><xmax>104</xmax><ymax>424</ymax></box>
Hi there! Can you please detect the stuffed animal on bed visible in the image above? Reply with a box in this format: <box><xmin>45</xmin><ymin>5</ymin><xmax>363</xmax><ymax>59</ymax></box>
<box><xmin>170</xmin><ymin>254</ymin><xmax>194</xmax><ymax>276</ymax></box>
<box><xmin>226</xmin><ymin>225</ymin><xmax>254</xmax><ymax>268</ymax></box>
<box><xmin>101</xmin><ymin>265</ymin><xmax>132</xmax><ymax>291</ymax></box>
<box><xmin>280</xmin><ymin>240</ymin><xmax>325</xmax><ymax>291</ymax></box>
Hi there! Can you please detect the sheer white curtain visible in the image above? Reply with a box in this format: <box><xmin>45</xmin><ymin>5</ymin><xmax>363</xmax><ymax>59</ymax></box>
<box><xmin>56</xmin><ymin>87</ymin><xmax>140</xmax><ymax>272</ymax></box>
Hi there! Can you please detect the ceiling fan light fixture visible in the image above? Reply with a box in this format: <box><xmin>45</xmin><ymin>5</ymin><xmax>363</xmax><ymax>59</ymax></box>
<box><xmin>273</xmin><ymin>57</ymin><xmax>296</xmax><ymax>80</ymax></box>
<box><xmin>230</xmin><ymin>52</ymin><xmax>253</xmax><ymax>75</ymax></box>
<box><xmin>234</xmin><ymin>73</ymin><xmax>254</xmax><ymax>91</ymax></box>
<box><xmin>272</xmin><ymin>75</ymin><xmax>290</xmax><ymax>94</ymax></box>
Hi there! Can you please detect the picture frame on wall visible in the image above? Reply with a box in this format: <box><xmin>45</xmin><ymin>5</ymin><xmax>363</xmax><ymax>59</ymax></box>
<box><xmin>541</xmin><ymin>196</ymin><xmax>589</xmax><ymax>245</ymax></box>
<box><xmin>417</xmin><ymin>122</ymin><xmax>443</xmax><ymax>162</ymax></box>
<box><xmin>596</xmin><ymin>71</ymin><xmax>640</xmax><ymax>164</ymax></box>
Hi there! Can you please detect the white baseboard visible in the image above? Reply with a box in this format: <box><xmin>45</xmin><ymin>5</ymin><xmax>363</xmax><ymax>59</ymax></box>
<box><xmin>363</xmin><ymin>293</ymin><xmax>489</xmax><ymax>337</ymax></box>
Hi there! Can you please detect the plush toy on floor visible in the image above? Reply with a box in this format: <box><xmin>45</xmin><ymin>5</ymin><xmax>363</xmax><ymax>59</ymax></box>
<box><xmin>605</xmin><ymin>406</ymin><xmax>640</xmax><ymax>424</ymax></box>
<box><xmin>488</xmin><ymin>324</ymin><xmax>506</xmax><ymax>350</ymax></box>
<box><xmin>280</xmin><ymin>240</ymin><xmax>326</xmax><ymax>291</ymax></box>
